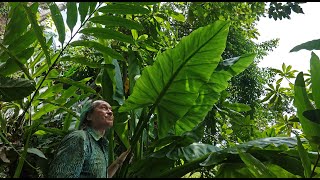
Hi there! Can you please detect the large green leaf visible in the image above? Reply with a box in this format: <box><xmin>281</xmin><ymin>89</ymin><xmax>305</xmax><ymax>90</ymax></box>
<box><xmin>303</xmin><ymin>109</ymin><xmax>320</xmax><ymax>124</ymax></box>
<box><xmin>119</xmin><ymin>21</ymin><xmax>231</xmax><ymax>138</ymax></box>
<box><xmin>201</xmin><ymin>137</ymin><xmax>301</xmax><ymax>167</ymax></box>
<box><xmin>97</xmin><ymin>4</ymin><xmax>150</xmax><ymax>14</ymax></box>
<box><xmin>112</xmin><ymin>59</ymin><xmax>125</xmax><ymax>105</ymax></box>
<box><xmin>89</xmin><ymin>15</ymin><xmax>144</xmax><ymax>30</ymax></box>
<box><xmin>128</xmin><ymin>156</ymin><xmax>175</xmax><ymax>178</ymax></box>
<box><xmin>100</xmin><ymin>58</ymin><xmax>124</xmax><ymax>106</ymax></box>
<box><xmin>215</xmin><ymin>163</ymin><xmax>255</xmax><ymax>178</ymax></box>
<box><xmin>266</xmin><ymin>154</ymin><xmax>304</xmax><ymax>177</ymax></box>
<box><xmin>310</xmin><ymin>52</ymin><xmax>320</xmax><ymax>109</ymax></box>
<box><xmin>166</xmin><ymin>143</ymin><xmax>221</xmax><ymax>161</ymax></box>
<box><xmin>296</xmin><ymin>135</ymin><xmax>312</xmax><ymax>178</ymax></box>
<box><xmin>0</xmin><ymin>47</ymin><xmax>34</xmax><ymax>78</ymax></box>
<box><xmin>23</xmin><ymin>4</ymin><xmax>51</xmax><ymax>66</ymax></box>
<box><xmin>70</xmin><ymin>40</ymin><xmax>124</xmax><ymax>60</ymax></box>
<box><xmin>49</xmin><ymin>2</ymin><xmax>65</xmax><ymax>46</ymax></box>
<box><xmin>174</xmin><ymin>54</ymin><xmax>255</xmax><ymax>136</ymax></box>
<box><xmin>78</xmin><ymin>2</ymin><xmax>90</xmax><ymax>24</ymax></box>
<box><xmin>80</xmin><ymin>28</ymin><xmax>134</xmax><ymax>44</ymax></box>
<box><xmin>101</xmin><ymin>65</ymin><xmax>114</xmax><ymax>104</ymax></box>
<box><xmin>113</xmin><ymin>110</ymin><xmax>130</xmax><ymax>149</ymax></box>
<box><xmin>2</xmin><ymin>3</ymin><xmax>34</xmax><ymax>45</ymax></box>
<box><xmin>238</xmin><ymin>150</ymin><xmax>276</xmax><ymax>178</ymax></box>
<box><xmin>134</xmin><ymin>136</ymin><xmax>300</xmax><ymax>178</ymax></box>
<box><xmin>88</xmin><ymin>2</ymin><xmax>98</xmax><ymax>15</ymax></box>
<box><xmin>290</xmin><ymin>39</ymin><xmax>320</xmax><ymax>52</ymax></box>
<box><xmin>0</xmin><ymin>76</ymin><xmax>36</xmax><ymax>102</ymax></box>
<box><xmin>66</xmin><ymin>2</ymin><xmax>78</xmax><ymax>34</ymax></box>
<box><xmin>0</xmin><ymin>30</ymin><xmax>36</xmax><ymax>62</ymax></box>
<box><xmin>294</xmin><ymin>72</ymin><xmax>320</xmax><ymax>143</ymax></box>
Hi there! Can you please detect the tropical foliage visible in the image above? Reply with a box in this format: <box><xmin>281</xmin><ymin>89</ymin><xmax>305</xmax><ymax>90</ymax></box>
<box><xmin>1</xmin><ymin>2</ymin><xmax>319</xmax><ymax>178</ymax></box>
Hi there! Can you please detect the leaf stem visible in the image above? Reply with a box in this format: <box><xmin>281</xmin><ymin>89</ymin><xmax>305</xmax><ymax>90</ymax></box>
<box><xmin>311</xmin><ymin>150</ymin><xmax>320</xmax><ymax>178</ymax></box>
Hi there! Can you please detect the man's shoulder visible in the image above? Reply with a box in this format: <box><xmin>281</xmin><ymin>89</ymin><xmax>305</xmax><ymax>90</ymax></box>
<box><xmin>63</xmin><ymin>129</ymin><xmax>88</xmax><ymax>141</ymax></box>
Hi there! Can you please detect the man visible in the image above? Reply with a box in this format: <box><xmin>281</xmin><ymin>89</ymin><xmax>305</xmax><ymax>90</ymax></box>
<box><xmin>48</xmin><ymin>100</ymin><xmax>130</xmax><ymax>178</ymax></box>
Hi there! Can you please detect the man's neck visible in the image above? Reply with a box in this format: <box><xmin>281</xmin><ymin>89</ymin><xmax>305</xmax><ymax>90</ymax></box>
<box><xmin>91</xmin><ymin>126</ymin><xmax>106</xmax><ymax>137</ymax></box>
<box><xmin>96</xmin><ymin>128</ymin><xmax>106</xmax><ymax>137</ymax></box>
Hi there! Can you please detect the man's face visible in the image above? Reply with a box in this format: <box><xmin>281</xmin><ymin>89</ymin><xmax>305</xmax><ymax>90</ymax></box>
<box><xmin>89</xmin><ymin>100</ymin><xmax>114</xmax><ymax>128</ymax></box>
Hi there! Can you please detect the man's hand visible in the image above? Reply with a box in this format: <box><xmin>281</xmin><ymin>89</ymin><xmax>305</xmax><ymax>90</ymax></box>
<box><xmin>117</xmin><ymin>147</ymin><xmax>131</xmax><ymax>165</ymax></box>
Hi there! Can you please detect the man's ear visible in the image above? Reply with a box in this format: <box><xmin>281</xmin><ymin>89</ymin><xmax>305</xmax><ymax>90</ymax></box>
<box><xmin>87</xmin><ymin>113</ymin><xmax>92</xmax><ymax>121</ymax></box>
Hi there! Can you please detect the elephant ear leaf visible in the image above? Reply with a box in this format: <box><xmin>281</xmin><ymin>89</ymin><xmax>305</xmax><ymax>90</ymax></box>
<box><xmin>294</xmin><ymin>72</ymin><xmax>320</xmax><ymax>144</ymax></box>
<box><xmin>119</xmin><ymin>20</ymin><xmax>231</xmax><ymax>138</ymax></box>
<box><xmin>175</xmin><ymin>54</ymin><xmax>255</xmax><ymax>135</ymax></box>
<box><xmin>302</xmin><ymin>109</ymin><xmax>320</xmax><ymax>124</ymax></box>
<box><xmin>310</xmin><ymin>52</ymin><xmax>320</xmax><ymax>109</ymax></box>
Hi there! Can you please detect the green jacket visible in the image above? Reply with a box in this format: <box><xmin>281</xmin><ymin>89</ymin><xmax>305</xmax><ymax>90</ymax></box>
<box><xmin>48</xmin><ymin>127</ymin><xmax>109</xmax><ymax>178</ymax></box>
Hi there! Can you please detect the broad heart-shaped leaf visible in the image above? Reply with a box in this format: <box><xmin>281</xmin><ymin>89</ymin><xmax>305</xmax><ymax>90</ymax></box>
<box><xmin>97</xmin><ymin>4</ymin><xmax>150</xmax><ymax>14</ymax></box>
<box><xmin>23</xmin><ymin>4</ymin><xmax>51</xmax><ymax>66</ymax></box>
<box><xmin>80</xmin><ymin>28</ymin><xmax>134</xmax><ymax>44</ymax></box>
<box><xmin>238</xmin><ymin>150</ymin><xmax>276</xmax><ymax>178</ymax></box>
<box><xmin>49</xmin><ymin>2</ymin><xmax>65</xmax><ymax>47</ymax></box>
<box><xmin>290</xmin><ymin>39</ymin><xmax>320</xmax><ymax>52</ymax></box>
<box><xmin>0</xmin><ymin>76</ymin><xmax>36</xmax><ymax>102</ymax></box>
<box><xmin>66</xmin><ymin>2</ymin><xmax>78</xmax><ymax>34</ymax></box>
<box><xmin>174</xmin><ymin>54</ymin><xmax>255</xmax><ymax>136</ymax></box>
<box><xmin>201</xmin><ymin>137</ymin><xmax>301</xmax><ymax>167</ymax></box>
<box><xmin>119</xmin><ymin>21</ymin><xmax>231</xmax><ymax>138</ymax></box>
<box><xmin>70</xmin><ymin>40</ymin><xmax>124</xmax><ymax>60</ymax></box>
<box><xmin>294</xmin><ymin>72</ymin><xmax>320</xmax><ymax>143</ymax></box>
<box><xmin>310</xmin><ymin>52</ymin><xmax>320</xmax><ymax>109</ymax></box>
<box><xmin>296</xmin><ymin>135</ymin><xmax>312</xmax><ymax>178</ymax></box>
<box><xmin>166</xmin><ymin>143</ymin><xmax>221</xmax><ymax>161</ymax></box>
<box><xmin>132</xmin><ymin>137</ymin><xmax>301</xmax><ymax>178</ymax></box>
<box><xmin>89</xmin><ymin>15</ymin><xmax>144</xmax><ymax>30</ymax></box>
